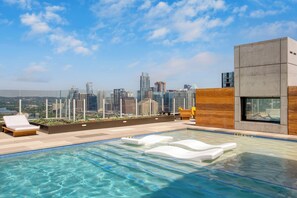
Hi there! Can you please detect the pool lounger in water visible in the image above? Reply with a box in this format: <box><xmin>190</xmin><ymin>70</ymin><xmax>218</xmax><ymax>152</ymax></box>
<box><xmin>121</xmin><ymin>135</ymin><xmax>173</xmax><ymax>146</ymax></box>
<box><xmin>144</xmin><ymin>146</ymin><xmax>223</xmax><ymax>162</ymax></box>
<box><xmin>170</xmin><ymin>139</ymin><xmax>237</xmax><ymax>152</ymax></box>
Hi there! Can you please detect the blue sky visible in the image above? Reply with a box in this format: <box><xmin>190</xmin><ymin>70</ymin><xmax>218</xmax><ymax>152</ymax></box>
<box><xmin>0</xmin><ymin>0</ymin><xmax>297</xmax><ymax>91</ymax></box>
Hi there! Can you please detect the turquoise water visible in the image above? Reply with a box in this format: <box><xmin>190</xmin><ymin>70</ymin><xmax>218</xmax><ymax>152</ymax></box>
<box><xmin>1</xmin><ymin>129</ymin><xmax>297</xmax><ymax>197</ymax></box>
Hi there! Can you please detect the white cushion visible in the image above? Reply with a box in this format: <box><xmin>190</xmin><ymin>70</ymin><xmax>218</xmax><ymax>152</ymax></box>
<box><xmin>7</xmin><ymin>125</ymin><xmax>39</xmax><ymax>132</ymax></box>
<box><xmin>3</xmin><ymin>115</ymin><xmax>30</xmax><ymax>127</ymax></box>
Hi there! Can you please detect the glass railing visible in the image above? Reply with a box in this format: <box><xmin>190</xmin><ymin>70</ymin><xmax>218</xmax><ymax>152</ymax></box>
<box><xmin>0</xmin><ymin>89</ymin><xmax>196</xmax><ymax>122</ymax></box>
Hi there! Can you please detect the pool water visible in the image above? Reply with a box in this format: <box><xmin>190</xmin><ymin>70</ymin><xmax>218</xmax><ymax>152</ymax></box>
<box><xmin>0</xmin><ymin>129</ymin><xmax>297</xmax><ymax>197</ymax></box>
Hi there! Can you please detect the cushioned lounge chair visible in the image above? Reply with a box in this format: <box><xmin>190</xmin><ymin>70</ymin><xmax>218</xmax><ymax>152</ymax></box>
<box><xmin>145</xmin><ymin>146</ymin><xmax>223</xmax><ymax>162</ymax></box>
<box><xmin>2</xmin><ymin>115</ymin><xmax>39</xmax><ymax>137</ymax></box>
<box><xmin>121</xmin><ymin>135</ymin><xmax>173</xmax><ymax>146</ymax></box>
<box><xmin>170</xmin><ymin>139</ymin><xmax>237</xmax><ymax>152</ymax></box>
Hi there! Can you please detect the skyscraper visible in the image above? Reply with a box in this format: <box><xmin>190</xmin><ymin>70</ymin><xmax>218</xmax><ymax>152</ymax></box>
<box><xmin>113</xmin><ymin>88</ymin><xmax>127</xmax><ymax>112</ymax></box>
<box><xmin>155</xmin><ymin>81</ymin><xmax>166</xmax><ymax>92</ymax></box>
<box><xmin>139</xmin><ymin>72</ymin><xmax>150</xmax><ymax>101</ymax></box>
<box><xmin>86</xmin><ymin>82</ymin><xmax>93</xmax><ymax>95</ymax></box>
<box><xmin>122</xmin><ymin>97</ymin><xmax>136</xmax><ymax>115</ymax></box>
<box><xmin>97</xmin><ymin>90</ymin><xmax>105</xmax><ymax>112</ymax></box>
<box><xmin>86</xmin><ymin>82</ymin><xmax>97</xmax><ymax>111</ymax></box>
<box><xmin>221</xmin><ymin>72</ymin><xmax>234</xmax><ymax>88</ymax></box>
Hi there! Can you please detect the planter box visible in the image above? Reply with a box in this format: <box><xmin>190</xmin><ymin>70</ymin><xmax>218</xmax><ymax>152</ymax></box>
<box><xmin>30</xmin><ymin>115</ymin><xmax>175</xmax><ymax>134</ymax></box>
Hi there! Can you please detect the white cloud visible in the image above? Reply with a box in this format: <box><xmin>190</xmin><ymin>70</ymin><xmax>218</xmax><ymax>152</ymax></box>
<box><xmin>44</xmin><ymin>6</ymin><xmax>66</xmax><ymax>24</ymax></box>
<box><xmin>20</xmin><ymin>13</ymin><xmax>51</xmax><ymax>34</ymax></box>
<box><xmin>20</xmin><ymin>6</ymin><xmax>65</xmax><ymax>35</ymax></box>
<box><xmin>233</xmin><ymin>5</ymin><xmax>248</xmax><ymax>16</ymax></box>
<box><xmin>3</xmin><ymin>0</ymin><xmax>34</xmax><ymax>9</ymax></box>
<box><xmin>143</xmin><ymin>0</ymin><xmax>233</xmax><ymax>43</ymax></box>
<box><xmin>49</xmin><ymin>33</ymin><xmax>91</xmax><ymax>55</ymax></box>
<box><xmin>24</xmin><ymin>64</ymin><xmax>48</xmax><ymax>73</ymax></box>
<box><xmin>139</xmin><ymin>0</ymin><xmax>152</xmax><ymax>10</ymax></box>
<box><xmin>244</xmin><ymin>21</ymin><xmax>297</xmax><ymax>39</ymax></box>
<box><xmin>146</xmin><ymin>2</ymin><xmax>172</xmax><ymax>18</ymax></box>
<box><xmin>250</xmin><ymin>9</ymin><xmax>281</xmax><ymax>18</ymax></box>
<box><xmin>91</xmin><ymin>0</ymin><xmax>135</xmax><ymax>18</ymax></box>
<box><xmin>19</xmin><ymin>5</ymin><xmax>94</xmax><ymax>55</ymax></box>
<box><xmin>148</xmin><ymin>27</ymin><xmax>169</xmax><ymax>40</ymax></box>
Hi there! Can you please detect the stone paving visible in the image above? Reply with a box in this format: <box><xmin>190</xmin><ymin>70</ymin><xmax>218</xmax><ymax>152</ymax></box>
<box><xmin>0</xmin><ymin>120</ymin><xmax>297</xmax><ymax>155</ymax></box>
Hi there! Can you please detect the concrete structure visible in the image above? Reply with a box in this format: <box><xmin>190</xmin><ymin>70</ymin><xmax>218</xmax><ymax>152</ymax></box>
<box><xmin>234</xmin><ymin>37</ymin><xmax>297</xmax><ymax>134</ymax></box>
<box><xmin>222</xmin><ymin>72</ymin><xmax>234</xmax><ymax>88</ymax></box>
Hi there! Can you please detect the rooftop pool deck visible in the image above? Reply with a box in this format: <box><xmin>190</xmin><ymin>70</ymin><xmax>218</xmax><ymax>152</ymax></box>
<box><xmin>1</xmin><ymin>120</ymin><xmax>297</xmax><ymax>156</ymax></box>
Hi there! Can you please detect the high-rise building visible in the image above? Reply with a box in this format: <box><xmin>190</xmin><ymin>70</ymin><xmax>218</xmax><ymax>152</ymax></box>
<box><xmin>85</xmin><ymin>82</ymin><xmax>97</xmax><ymax>111</ymax></box>
<box><xmin>113</xmin><ymin>88</ymin><xmax>127</xmax><ymax>112</ymax></box>
<box><xmin>97</xmin><ymin>90</ymin><xmax>105</xmax><ymax>112</ymax></box>
<box><xmin>86</xmin><ymin>82</ymin><xmax>94</xmax><ymax>95</ymax></box>
<box><xmin>76</xmin><ymin>93</ymin><xmax>87</xmax><ymax>112</ymax></box>
<box><xmin>138</xmin><ymin>98</ymin><xmax>158</xmax><ymax>115</ymax></box>
<box><xmin>153</xmin><ymin>92</ymin><xmax>164</xmax><ymax>112</ymax></box>
<box><xmin>139</xmin><ymin>72</ymin><xmax>150</xmax><ymax>101</ymax></box>
<box><xmin>68</xmin><ymin>87</ymin><xmax>79</xmax><ymax>100</ymax></box>
<box><xmin>122</xmin><ymin>97</ymin><xmax>136</xmax><ymax>115</ymax></box>
<box><xmin>87</xmin><ymin>95</ymin><xmax>97</xmax><ymax>111</ymax></box>
<box><xmin>155</xmin><ymin>81</ymin><xmax>166</xmax><ymax>92</ymax></box>
<box><xmin>164</xmin><ymin>89</ymin><xmax>196</xmax><ymax>113</ymax></box>
<box><xmin>221</xmin><ymin>72</ymin><xmax>234</xmax><ymax>88</ymax></box>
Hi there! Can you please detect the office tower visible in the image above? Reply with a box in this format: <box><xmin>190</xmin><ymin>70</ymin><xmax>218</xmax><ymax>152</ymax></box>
<box><xmin>138</xmin><ymin>99</ymin><xmax>158</xmax><ymax>115</ymax></box>
<box><xmin>87</xmin><ymin>95</ymin><xmax>97</xmax><ymax>111</ymax></box>
<box><xmin>84</xmin><ymin>82</ymin><xmax>97</xmax><ymax>111</ymax></box>
<box><xmin>86</xmin><ymin>82</ymin><xmax>94</xmax><ymax>95</ymax></box>
<box><xmin>164</xmin><ymin>91</ymin><xmax>175</xmax><ymax>112</ymax></box>
<box><xmin>97</xmin><ymin>90</ymin><xmax>105</xmax><ymax>112</ymax></box>
<box><xmin>153</xmin><ymin>92</ymin><xmax>164</xmax><ymax>112</ymax></box>
<box><xmin>139</xmin><ymin>72</ymin><xmax>150</xmax><ymax>101</ymax></box>
<box><xmin>122</xmin><ymin>97</ymin><xmax>136</xmax><ymax>115</ymax></box>
<box><xmin>155</xmin><ymin>81</ymin><xmax>166</xmax><ymax>92</ymax></box>
<box><xmin>105</xmin><ymin>95</ymin><xmax>113</xmax><ymax>112</ymax></box>
<box><xmin>68</xmin><ymin>87</ymin><xmax>79</xmax><ymax>100</ymax></box>
<box><xmin>221</xmin><ymin>72</ymin><xmax>234</xmax><ymax>88</ymax></box>
<box><xmin>164</xmin><ymin>89</ymin><xmax>196</xmax><ymax>112</ymax></box>
<box><xmin>113</xmin><ymin>88</ymin><xmax>127</xmax><ymax>112</ymax></box>
<box><xmin>78</xmin><ymin>93</ymin><xmax>87</xmax><ymax>111</ymax></box>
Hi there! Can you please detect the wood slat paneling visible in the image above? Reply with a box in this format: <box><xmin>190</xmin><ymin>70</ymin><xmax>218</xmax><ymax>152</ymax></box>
<box><xmin>196</xmin><ymin>88</ymin><xmax>234</xmax><ymax>129</ymax></box>
<box><xmin>288</xmin><ymin>86</ymin><xmax>297</xmax><ymax>135</ymax></box>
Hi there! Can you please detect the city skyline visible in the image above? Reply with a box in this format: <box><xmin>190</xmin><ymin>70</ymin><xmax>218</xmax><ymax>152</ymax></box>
<box><xmin>0</xmin><ymin>0</ymin><xmax>297</xmax><ymax>90</ymax></box>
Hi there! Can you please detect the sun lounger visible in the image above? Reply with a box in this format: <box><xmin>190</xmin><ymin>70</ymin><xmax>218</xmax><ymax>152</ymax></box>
<box><xmin>170</xmin><ymin>139</ymin><xmax>237</xmax><ymax>152</ymax></box>
<box><xmin>2</xmin><ymin>115</ymin><xmax>39</xmax><ymax>137</ymax></box>
<box><xmin>121</xmin><ymin>135</ymin><xmax>173</xmax><ymax>146</ymax></box>
<box><xmin>145</xmin><ymin>146</ymin><xmax>223</xmax><ymax>162</ymax></box>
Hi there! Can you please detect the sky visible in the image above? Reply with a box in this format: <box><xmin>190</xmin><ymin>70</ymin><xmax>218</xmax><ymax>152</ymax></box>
<box><xmin>0</xmin><ymin>0</ymin><xmax>297</xmax><ymax>91</ymax></box>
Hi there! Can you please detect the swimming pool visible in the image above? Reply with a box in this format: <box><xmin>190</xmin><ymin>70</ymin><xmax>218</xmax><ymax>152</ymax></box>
<box><xmin>0</xmin><ymin>129</ymin><xmax>297</xmax><ymax>197</ymax></box>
